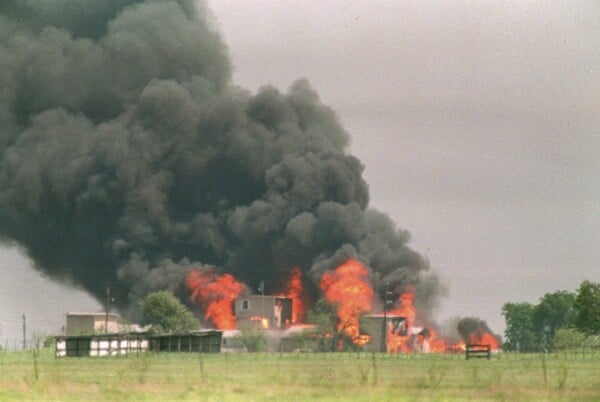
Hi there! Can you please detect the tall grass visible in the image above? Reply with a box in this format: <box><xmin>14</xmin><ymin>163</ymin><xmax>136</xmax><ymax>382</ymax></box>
<box><xmin>0</xmin><ymin>349</ymin><xmax>599</xmax><ymax>401</ymax></box>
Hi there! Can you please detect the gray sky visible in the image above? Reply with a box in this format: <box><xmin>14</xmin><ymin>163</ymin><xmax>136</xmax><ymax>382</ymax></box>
<box><xmin>205</xmin><ymin>0</ymin><xmax>599</xmax><ymax>333</ymax></box>
<box><xmin>1</xmin><ymin>0</ymin><xmax>598</xmax><ymax>345</ymax></box>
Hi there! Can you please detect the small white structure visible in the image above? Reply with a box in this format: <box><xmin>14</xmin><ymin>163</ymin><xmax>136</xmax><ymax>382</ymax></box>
<box><xmin>221</xmin><ymin>330</ymin><xmax>246</xmax><ymax>353</ymax></box>
<box><xmin>55</xmin><ymin>333</ymin><xmax>150</xmax><ymax>357</ymax></box>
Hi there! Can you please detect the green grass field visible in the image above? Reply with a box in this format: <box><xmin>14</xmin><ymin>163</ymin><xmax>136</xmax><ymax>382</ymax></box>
<box><xmin>1</xmin><ymin>349</ymin><xmax>599</xmax><ymax>401</ymax></box>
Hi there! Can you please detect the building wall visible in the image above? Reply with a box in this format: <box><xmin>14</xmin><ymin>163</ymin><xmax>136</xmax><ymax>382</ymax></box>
<box><xmin>93</xmin><ymin>315</ymin><xmax>119</xmax><ymax>333</ymax></box>
<box><xmin>66</xmin><ymin>313</ymin><xmax>118</xmax><ymax>335</ymax></box>
<box><xmin>56</xmin><ymin>332</ymin><xmax>222</xmax><ymax>357</ymax></box>
<box><xmin>234</xmin><ymin>296</ymin><xmax>292</xmax><ymax>329</ymax></box>
<box><xmin>361</xmin><ymin>315</ymin><xmax>408</xmax><ymax>352</ymax></box>
<box><xmin>55</xmin><ymin>334</ymin><xmax>150</xmax><ymax>357</ymax></box>
<box><xmin>149</xmin><ymin>332</ymin><xmax>222</xmax><ymax>353</ymax></box>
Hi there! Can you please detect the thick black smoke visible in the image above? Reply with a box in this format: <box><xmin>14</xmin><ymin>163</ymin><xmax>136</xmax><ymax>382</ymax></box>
<box><xmin>457</xmin><ymin>317</ymin><xmax>500</xmax><ymax>344</ymax></box>
<box><xmin>0</xmin><ymin>0</ymin><xmax>438</xmax><ymax>316</ymax></box>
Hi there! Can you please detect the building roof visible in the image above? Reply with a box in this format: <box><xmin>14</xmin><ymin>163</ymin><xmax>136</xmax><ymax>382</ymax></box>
<box><xmin>67</xmin><ymin>312</ymin><xmax>118</xmax><ymax>318</ymax></box>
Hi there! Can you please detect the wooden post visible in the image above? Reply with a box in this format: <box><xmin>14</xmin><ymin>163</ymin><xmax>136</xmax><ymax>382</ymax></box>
<box><xmin>105</xmin><ymin>287</ymin><xmax>110</xmax><ymax>334</ymax></box>
<box><xmin>22</xmin><ymin>314</ymin><xmax>26</xmax><ymax>350</ymax></box>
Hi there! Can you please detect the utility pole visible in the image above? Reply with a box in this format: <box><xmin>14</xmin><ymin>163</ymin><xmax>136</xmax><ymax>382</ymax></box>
<box><xmin>105</xmin><ymin>287</ymin><xmax>110</xmax><ymax>334</ymax></box>
<box><xmin>22</xmin><ymin>314</ymin><xmax>26</xmax><ymax>350</ymax></box>
<box><xmin>381</xmin><ymin>286</ymin><xmax>393</xmax><ymax>353</ymax></box>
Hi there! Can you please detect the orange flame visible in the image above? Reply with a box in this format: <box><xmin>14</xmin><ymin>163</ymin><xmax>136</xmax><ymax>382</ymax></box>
<box><xmin>428</xmin><ymin>329</ymin><xmax>449</xmax><ymax>353</ymax></box>
<box><xmin>469</xmin><ymin>330</ymin><xmax>500</xmax><ymax>350</ymax></box>
<box><xmin>417</xmin><ymin>328</ymin><xmax>461</xmax><ymax>353</ymax></box>
<box><xmin>387</xmin><ymin>287</ymin><xmax>416</xmax><ymax>327</ymax></box>
<box><xmin>383</xmin><ymin>287</ymin><xmax>417</xmax><ymax>352</ymax></box>
<box><xmin>278</xmin><ymin>267</ymin><xmax>306</xmax><ymax>324</ymax></box>
<box><xmin>319</xmin><ymin>259</ymin><xmax>373</xmax><ymax>343</ymax></box>
<box><xmin>386</xmin><ymin>320</ymin><xmax>411</xmax><ymax>353</ymax></box>
<box><xmin>185</xmin><ymin>268</ymin><xmax>245</xmax><ymax>330</ymax></box>
<box><xmin>249</xmin><ymin>316</ymin><xmax>270</xmax><ymax>329</ymax></box>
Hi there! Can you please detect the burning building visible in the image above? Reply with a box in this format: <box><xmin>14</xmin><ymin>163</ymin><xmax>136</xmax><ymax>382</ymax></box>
<box><xmin>208</xmin><ymin>262</ymin><xmax>500</xmax><ymax>354</ymax></box>
<box><xmin>361</xmin><ymin>315</ymin><xmax>408</xmax><ymax>353</ymax></box>
<box><xmin>234</xmin><ymin>295</ymin><xmax>292</xmax><ymax>330</ymax></box>
<box><xmin>0</xmin><ymin>0</ymin><xmax>505</xmax><ymax>348</ymax></box>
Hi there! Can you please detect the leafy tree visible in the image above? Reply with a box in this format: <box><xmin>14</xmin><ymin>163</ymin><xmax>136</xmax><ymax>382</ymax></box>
<box><xmin>553</xmin><ymin>328</ymin><xmax>586</xmax><ymax>351</ymax></box>
<box><xmin>501</xmin><ymin>302</ymin><xmax>537</xmax><ymax>352</ymax></box>
<box><xmin>307</xmin><ymin>299</ymin><xmax>338</xmax><ymax>352</ymax></box>
<box><xmin>532</xmin><ymin>290</ymin><xmax>576</xmax><ymax>350</ymax></box>
<box><xmin>573</xmin><ymin>280</ymin><xmax>600</xmax><ymax>335</ymax></box>
<box><xmin>139</xmin><ymin>290</ymin><xmax>200</xmax><ymax>333</ymax></box>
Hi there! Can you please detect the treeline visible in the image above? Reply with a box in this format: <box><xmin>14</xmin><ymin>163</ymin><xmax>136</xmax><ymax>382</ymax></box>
<box><xmin>502</xmin><ymin>280</ymin><xmax>600</xmax><ymax>352</ymax></box>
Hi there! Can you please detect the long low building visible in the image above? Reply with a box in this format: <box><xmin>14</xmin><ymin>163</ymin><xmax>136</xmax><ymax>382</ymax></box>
<box><xmin>149</xmin><ymin>331</ymin><xmax>222</xmax><ymax>353</ymax></box>
<box><xmin>55</xmin><ymin>330</ymin><xmax>222</xmax><ymax>357</ymax></box>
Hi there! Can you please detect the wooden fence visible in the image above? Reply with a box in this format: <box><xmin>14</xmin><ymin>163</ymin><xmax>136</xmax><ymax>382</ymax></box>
<box><xmin>465</xmin><ymin>344</ymin><xmax>491</xmax><ymax>360</ymax></box>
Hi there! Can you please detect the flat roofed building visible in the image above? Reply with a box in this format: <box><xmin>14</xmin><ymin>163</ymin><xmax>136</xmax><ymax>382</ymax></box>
<box><xmin>66</xmin><ymin>312</ymin><xmax>119</xmax><ymax>335</ymax></box>
<box><xmin>55</xmin><ymin>331</ymin><xmax>222</xmax><ymax>357</ymax></box>
<box><xmin>234</xmin><ymin>295</ymin><xmax>292</xmax><ymax>330</ymax></box>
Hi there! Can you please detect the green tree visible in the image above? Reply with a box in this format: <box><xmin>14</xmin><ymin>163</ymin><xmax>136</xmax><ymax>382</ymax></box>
<box><xmin>573</xmin><ymin>280</ymin><xmax>600</xmax><ymax>335</ymax></box>
<box><xmin>307</xmin><ymin>299</ymin><xmax>338</xmax><ymax>352</ymax></box>
<box><xmin>532</xmin><ymin>290</ymin><xmax>576</xmax><ymax>350</ymax></box>
<box><xmin>139</xmin><ymin>290</ymin><xmax>200</xmax><ymax>333</ymax></box>
<box><xmin>501</xmin><ymin>302</ymin><xmax>537</xmax><ymax>352</ymax></box>
<box><xmin>553</xmin><ymin>328</ymin><xmax>586</xmax><ymax>351</ymax></box>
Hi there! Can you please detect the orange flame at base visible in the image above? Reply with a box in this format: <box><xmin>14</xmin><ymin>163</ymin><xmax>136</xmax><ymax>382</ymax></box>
<box><xmin>469</xmin><ymin>331</ymin><xmax>500</xmax><ymax>350</ymax></box>
<box><xmin>320</xmin><ymin>259</ymin><xmax>373</xmax><ymax>345</ymax></box>
<box><xmin>185</xmin><ymin>268</ymin><xmax>245</xmax><ymax>330</ymax></box>
<box><xmin>385</xmin><ymin>287</ymin><xmax>417</xmax><ymax>353</ymax></box>
<box><xmin>278</xmin><ymin>267</ymin><xmax>306</xmax><ymax>324</ymax></box>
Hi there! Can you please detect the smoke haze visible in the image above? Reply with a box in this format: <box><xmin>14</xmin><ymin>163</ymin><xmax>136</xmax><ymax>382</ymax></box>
<box><xmin>0</xmin><ymin>0</ymin><xmax>436</xmax><ymax>316</ymax></box>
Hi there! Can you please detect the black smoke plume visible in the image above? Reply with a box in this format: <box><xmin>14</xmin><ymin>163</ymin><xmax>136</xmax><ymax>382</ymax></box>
<box><xmin>457</xmin><ymin>317</ymin><xmax>500</xmax><ymax>344</ymax></box>
<box><xmin>0</xmin><ymin>0</ymin><xmax>438</xmax><ymax>316</ymax></box>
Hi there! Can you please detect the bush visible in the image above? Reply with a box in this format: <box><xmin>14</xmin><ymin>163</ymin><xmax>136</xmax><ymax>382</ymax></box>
<box><xmin>553</xmin><ymin>328</ymin><xmax>586</xmax><ymax>351</ymax></box>
<box><xmin>238</xmin><ymin>325</ymin><xmax>266</xmax><ymax>352</ymax></box>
